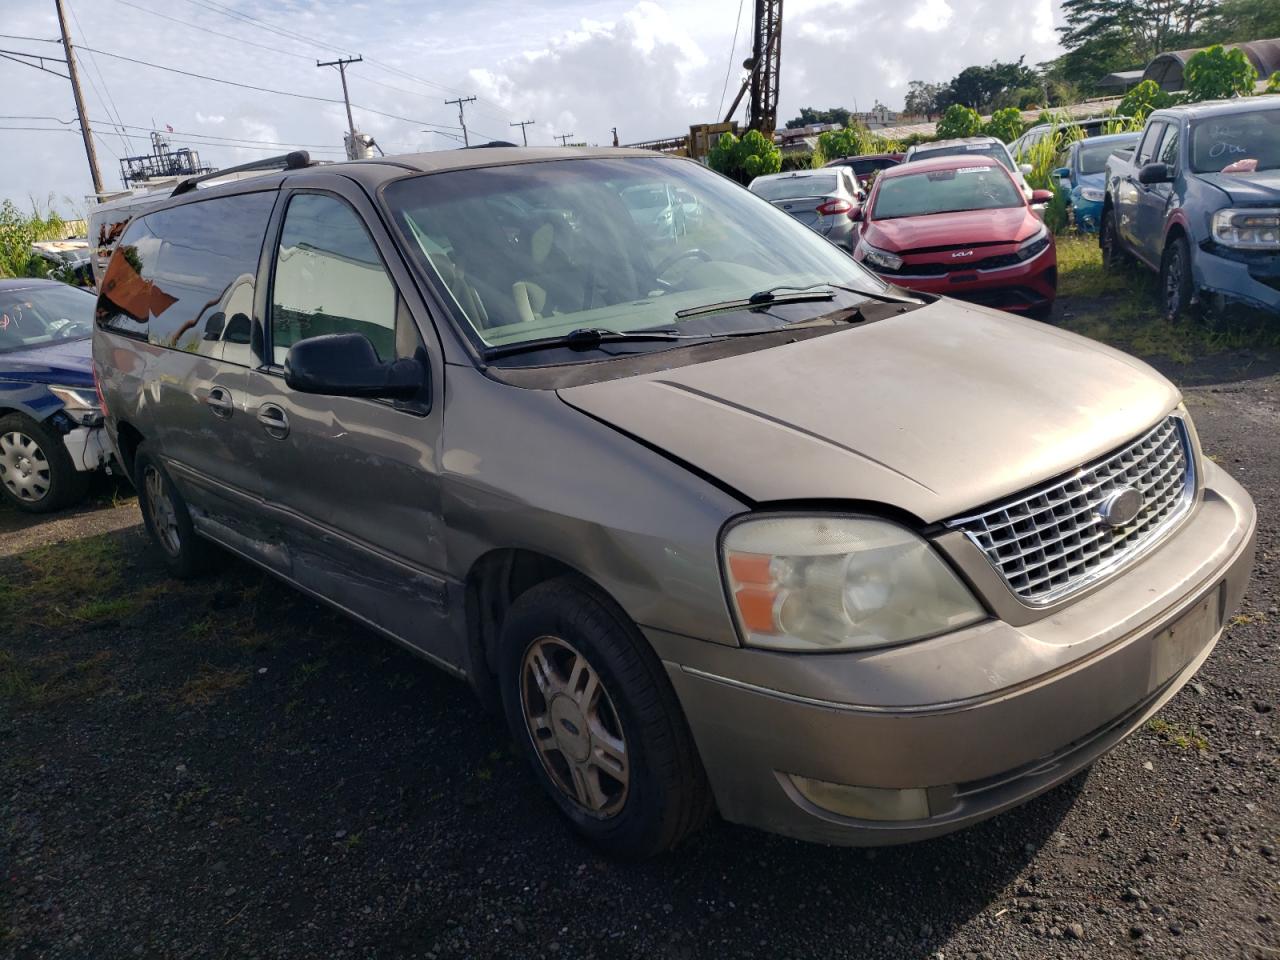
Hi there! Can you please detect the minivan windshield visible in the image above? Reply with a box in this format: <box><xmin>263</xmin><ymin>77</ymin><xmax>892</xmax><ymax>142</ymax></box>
<box><xmin>871</xmin><ymin>165</ymin><xmax>1023</xmax><ymax>219</ymax></box>
<box><xmin>1190</xmin><ymin>107</ymin><xmax>1280</xmax><ymax>173</ymax></box>
<box><xmin>1077</xmin><ymin>136</ymin><xmax>1138</xmax><ymax>175</ymax></box>
<box><xmin>383</xmin><ymin>157</ymin><xmax>887</xmax><ymax>355</ymax></box>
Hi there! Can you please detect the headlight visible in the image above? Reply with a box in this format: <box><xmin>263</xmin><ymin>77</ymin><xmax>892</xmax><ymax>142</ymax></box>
<box><xmin>49</xmin><ymin>385</ymin><xmax>103</xmax><ymax>426</ymax></box>
<box><xmin>1078</xmin><ymin>186</ymin><xmax>1105</xmax><ymax>202</ymax></box>
<box><xmin>722</xmin><ymin>515</ymin><xmax>985</xmax><ymax>652</ymax></box>
<box><xmin>1016</xmin><ymin>223</ymin><xmax>1051</xmax><ymax>261</ymax></box>
<box><xmin>1212</xmin><ymin>208</ymin><xmax>1280</xmax><ymax>249</ymax></box>
<box><xmin>860</xmin><ymin>242</ymin><xmax>903</xmax><ymax>272</ymax></box>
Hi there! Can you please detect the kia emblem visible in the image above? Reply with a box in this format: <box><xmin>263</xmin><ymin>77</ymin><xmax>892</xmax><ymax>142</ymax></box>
<box><xmin>1098</xmin><ymin>487</ymin><xmax>1143</xmax><ymax>528</ymax></box>
<box><xmin>951</xmin><ymin>250</ymin><xmax>974</xmax><ymax>259</ymax></box>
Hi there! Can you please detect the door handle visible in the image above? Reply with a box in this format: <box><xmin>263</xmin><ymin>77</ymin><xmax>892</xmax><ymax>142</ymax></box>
<box><xmin>257</xmin><ymin>403</ymin><xmax>290</xmax><ymax>439</ymax></box>
<box><xmin>205</xmin><ymin>386</ymin><xmax>234</xmax><ymax>419</ymax></box>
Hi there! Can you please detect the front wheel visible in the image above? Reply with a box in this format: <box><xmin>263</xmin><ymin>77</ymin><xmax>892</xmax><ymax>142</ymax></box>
<box><xmin>1160</xmin><ymin>235</ymin><xmax>1195</xmax><ymax>321</ymax></box>
<box><xmin>0</xmin><ymin>413</ymin><xmax>90</xmax><ymax>513</ymax></box>
<box><xmin>499</xmin><ymin>577</ymin><xmax>711</xmax><ymax>859</ymax></box>
<box><xmin>134</xmin><ymin>444</ymin><xmax>218</xmax><ymax>578</ymax></box>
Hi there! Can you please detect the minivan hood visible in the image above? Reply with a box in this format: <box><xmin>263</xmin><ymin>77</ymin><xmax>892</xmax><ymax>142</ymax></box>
<box><xmin>867</xmin><ymin>206</ymin><xmax>1032</xmax><ymax>251</ymax></box>
<box><xmin>1199</xmin><ymin>170</ymin><xmax>1280</xmax><ymax>206</ymax></box>
<box><xmin>557</xmin><ymin>302</ymin><xmax>1180</xmax><ymax>522</ymax></box>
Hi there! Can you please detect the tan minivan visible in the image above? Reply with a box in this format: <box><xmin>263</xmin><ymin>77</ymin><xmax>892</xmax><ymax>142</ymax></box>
<box><xmin>93</xmin><ymin>148</ymin><xmax>1256</xmax><ymax>858</ymax></box>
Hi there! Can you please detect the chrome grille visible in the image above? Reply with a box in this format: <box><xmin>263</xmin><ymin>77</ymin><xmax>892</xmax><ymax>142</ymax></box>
<box><xmin>947</xmin><ymin>416</ymin><xmax>1194</xmax><ymax>605</ymax></box>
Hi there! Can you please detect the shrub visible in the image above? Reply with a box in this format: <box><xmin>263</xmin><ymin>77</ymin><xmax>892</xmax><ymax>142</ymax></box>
<box><xmin>983</xmin><ymin>107</ymin><xmax>1025</xmax><ymax>144</ymax></box>
<box><xmin>1183</xmin><ymin>45</ymin><xmax>1258</xmax><ymax>102</ymax></box>
<box><xmin>707</xmin><ymin>129</ymin><xmax>782</xmax><ymax>184</ymax></box>
<box><xmin>935</xmin><ymin>104</ymin><xmax>983</xmax><ymax>139</ymax></box>
<box><xmin>1117</xmin><ymin>80</ymin><xmax>1175</xmax><ymax>124</ymax></box>
<box><xmin>1265</xmin><ymin>71</ymin><xmax>1280</xmax><ymax>94</ymax></box>
<box><xmin>0</xmin><ymin>200</ymin><xmax>64</xmax><ymax>279</ymax></box>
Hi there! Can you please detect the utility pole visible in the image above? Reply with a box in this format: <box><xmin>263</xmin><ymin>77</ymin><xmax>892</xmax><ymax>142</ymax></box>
<box><xmin>54</xmin><ymin>0</ymin><xmax>103</xmax><ymax>195</ymax></box>
<box><xmin>611</xmin><ymin>126</ymin><xmax>619</xmax><ymax>147</ymax></box>
<box><xmin>509</xmin><ymin>120</ymin><xmax>535</xmax><ymax>146</ymax></box>
<box><xmin>317</xmin><ymin>55</ymin><xmax>363</xmax><ymax>147</ymax></box>
<box><xmin>445</xmin><ymin>96</ymin><xmax>476</xmax><ymax>147</ymax></box>
<box><xmin>554</xmin><ymin>132</ymin><xmax>575</xmax><ymax>146</ymax></box>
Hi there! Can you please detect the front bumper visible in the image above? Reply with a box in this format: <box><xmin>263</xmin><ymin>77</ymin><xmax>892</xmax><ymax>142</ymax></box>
<box><xmin>656</xmin><ymin>462</ymin><xmax>1255</xmax><ymax>846</ymax></box>
<box><xmin>871</xmin><ymin>249</ymin><xmax>1057</xmax><ymax>314</ymax></box>
<box><xmin>61</xmin><ymin>425</ymin><xmax>109</xmax><ymax>473</ymax></box>
<box><xmin>1071</xmin><ymin>197</ymin><xmax>1104</xmax><ymax>233</ymax></box>
<box><xmin>1193</xmin><ymin>242</ymin><xmax>1280</xmax><ymax>313</ymax></box>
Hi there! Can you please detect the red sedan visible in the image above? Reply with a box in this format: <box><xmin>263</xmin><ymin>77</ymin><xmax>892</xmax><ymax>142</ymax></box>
<box><xmin>852</xmin><ymin>155</ymin><xmax>1057</xmax><ymax>317</ymax></box>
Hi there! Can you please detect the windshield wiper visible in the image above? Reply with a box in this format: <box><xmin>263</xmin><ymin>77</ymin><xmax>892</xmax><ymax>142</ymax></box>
<box><xmin>482</xmin><ymin>326</ymin><xmax>703</xmax><ymax>359</ymax></box>
<box><xmin>675</xmin><ymin>286</ymin><xmax>835</xmax><ymax>319</ymax></box>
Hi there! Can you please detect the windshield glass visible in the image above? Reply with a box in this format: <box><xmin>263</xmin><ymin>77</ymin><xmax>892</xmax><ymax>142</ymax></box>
<box><xmin>1190</xmin><ymin>108</ymin><xmax>1280</xmax><ymax>173</ymax></box>
<box><xmin>750</xmin><ymin>174</ymin><xmax>839</xmax><ymax>199</ymax></box>
<box><xmin>912</xmin><ymin>143</ymin><xmax>1015</xmax><ymax>172</ymax></box>
<box><xmin>384</xmin><ymin>157</ymin><xmax>885</xmax><ymax>352</ymax></box>
<box><xmin>1077</xmin><ymin>137</ymin><xmax>1138</xmax><ymax>175</ymax></box>
<box><xmin>871</xmin><ymin>165</ymin><xmax>1023</xmax><ymax>219</ymax></box>
<box><xmin>0</xmin><ymin>284</ymin><xmax>95</xmax><ymax>353</ymax></box>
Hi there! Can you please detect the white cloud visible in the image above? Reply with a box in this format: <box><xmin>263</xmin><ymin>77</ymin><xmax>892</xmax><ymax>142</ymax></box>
<box><xmin>195</xmin><ymin>113</ymin><xmax>226</xmax><ymax>126</ymax></box>
<box><xmin>905</xmin><ymin>0</ymin><xmax>955</xmax><ymax>33</ymax></box>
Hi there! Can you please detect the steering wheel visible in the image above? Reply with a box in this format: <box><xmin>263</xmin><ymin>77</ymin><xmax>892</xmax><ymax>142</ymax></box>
<box><xmin>653</xmin><ymin>248</ymin><xmax>711</xmax><ymax>290</ymax></box>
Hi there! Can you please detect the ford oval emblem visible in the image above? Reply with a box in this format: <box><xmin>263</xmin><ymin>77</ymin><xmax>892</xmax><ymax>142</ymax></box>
<box><xmin>1098</xmin><ymin>486</ymin><xmax>1143</xmax><ymax>528</ymax></box>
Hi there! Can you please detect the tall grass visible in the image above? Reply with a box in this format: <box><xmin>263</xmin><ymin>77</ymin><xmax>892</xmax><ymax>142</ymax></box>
<box><xmin>0</xmin><ymin>197</ymin><xmax>72</xmax><ymax>279</ymax></box>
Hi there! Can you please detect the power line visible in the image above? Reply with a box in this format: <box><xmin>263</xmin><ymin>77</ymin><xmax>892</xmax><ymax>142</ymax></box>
<box><xmin>0</xmin><ymin>33</ymin><xmax>61</xmax><ymax>43</ymax></box>
<box><xmin>718</xmin><ymin>0</ymin><xmax>748</xmax><ymax>118</ymax></box>
<box><xmin>0</xmin><ymin>48</ymin><xmax>70</xmax><ymax>79</ymax></box>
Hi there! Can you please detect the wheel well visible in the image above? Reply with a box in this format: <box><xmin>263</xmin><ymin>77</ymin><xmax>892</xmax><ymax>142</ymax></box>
<box><xmin>463</xmin><ymin>548</ymin><xmax>578</xmax><ymax>710</ymax></box>
<box><xmin>114</xmin><ymin>421</ymin><xmax>144</xmax><ymax>480</ymax></box>
<box><xmin>1163</xmin><ymin>222</ymin><xmax>1187</xmax><ymax>251</ymax></box>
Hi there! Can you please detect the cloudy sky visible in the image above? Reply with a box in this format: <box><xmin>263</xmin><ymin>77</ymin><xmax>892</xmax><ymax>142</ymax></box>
<box><xmin>0</xmin><ymin>0</ymin><xmax>1063</xmax><ymax>209</ymax></box>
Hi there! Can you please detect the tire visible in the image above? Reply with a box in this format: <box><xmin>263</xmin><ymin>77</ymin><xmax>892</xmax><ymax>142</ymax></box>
<box><xmin>1099</xmin><ymin>207</ymin><xmax>1128</xmax><ymax>272</ymax></box>
<box><xmin>133</xmin><ymin>443</ymin><xmax>218</xmax><ymax>578</ymax></box>
<box><xmin>1160</xmin><ymin>235</ymin><xmax>1195</xmax><ymax>321</ymax></box>
<box><xmin>0</xmin><ymin>413</ymin><xmax>91</xmax><ymax>513</ymax></box>
<box><xmin>498</xmin><ymin>576</ymin><xmax>712</xmax><ymax>859</ymax></box>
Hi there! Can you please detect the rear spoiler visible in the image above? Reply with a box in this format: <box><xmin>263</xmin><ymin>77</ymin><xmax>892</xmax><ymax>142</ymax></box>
<box><xmin>171</xmin><ymin>151</ymin><xmax>314</xmax><ymax>197</ymax></box>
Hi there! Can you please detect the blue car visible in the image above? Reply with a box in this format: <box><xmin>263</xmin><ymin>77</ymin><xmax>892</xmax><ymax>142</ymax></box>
<box><xmin>1053</xmin><ymin>132</ymin><xmax>1141</xmax><ymax>233</ymax></box>
<box><xmin>0</xmin><ymin>279</ymin><xmax>110</xmax><ymax>512</ymax></box>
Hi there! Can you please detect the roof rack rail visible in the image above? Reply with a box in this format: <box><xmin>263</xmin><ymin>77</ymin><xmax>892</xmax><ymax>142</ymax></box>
<box><xmin>171</xmin><ymin>150</ymin><xmax>312</xmax><ymax>197</ymax></box>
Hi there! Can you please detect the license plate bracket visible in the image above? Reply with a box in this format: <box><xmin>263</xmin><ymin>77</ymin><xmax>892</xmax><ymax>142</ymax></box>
<box><xmin>1150</xmin><ymin>585</ymin><xmax>1222</xmax><ymax>691</ymax></box>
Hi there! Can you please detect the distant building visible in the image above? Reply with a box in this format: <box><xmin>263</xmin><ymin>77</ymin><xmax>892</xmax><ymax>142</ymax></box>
<box><xmin>851</xmin><ymin>103</ymin><xmax>899</xmax><ymax>129</ymax></box>
<box><xmin>1101</xmin><ymin>38</ymin><xmax>1280</xmax><ymax>92</ymax></box>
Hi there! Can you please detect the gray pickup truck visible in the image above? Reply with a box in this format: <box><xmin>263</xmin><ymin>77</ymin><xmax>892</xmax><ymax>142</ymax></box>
<box><xmin>1101</xmin><ymin>97</ymin><xmax>1280</xmax><ymax>317</ymax></box>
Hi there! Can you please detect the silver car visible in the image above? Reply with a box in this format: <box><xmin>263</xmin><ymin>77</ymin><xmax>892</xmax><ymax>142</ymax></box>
<box><xmin>94</xmin><ymin>147</ymin><xmax>1255</xmax><ymax>858</ymax></box>
<box><xmin>748</xmin><ymin>169</ymin><xmax>863</xmax><ymax>250</ymax></box>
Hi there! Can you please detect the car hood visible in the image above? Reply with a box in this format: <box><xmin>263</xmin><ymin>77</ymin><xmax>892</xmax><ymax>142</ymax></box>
<box><xmin>1199</xmin><ymin>170</ymin><xmax>1280</xmax><ymax>205</ymax></box>
<box><xmin>557</xmin><ymin>302</ymin><xmax>1180</xmax><ymax>522</ymax></box>
<box><xmin>0</xmin><ymin>337</ymin><xmax>93</xmax><ymax>386</ymax></box>
<box><xmin>866</xmin><ymin>206</ymin><xmax>1033</xmax><ymax>251</ymax></box>
<box><xmin>1075</xmin><ymin>172</ymin><xmax>1106</xmax><ymax>192</ymax></box>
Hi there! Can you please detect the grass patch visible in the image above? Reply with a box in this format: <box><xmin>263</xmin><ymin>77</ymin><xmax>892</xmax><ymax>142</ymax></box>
<box><xmin>1055</xmin><ymin>236</ymin><xmax>1280</xmax><ymax>364</ymax></box>
<box><xmin>71</xmin><ymin>596</ymin><xmax>142</xmax><ymax>623</ymax></box>
<box><xmin>1146</xmin><ymin>716</ymin><xmax>1210</xmax><ymax>751</ymax></box>
<box><xmin>177</xmin><ymin>665</ymin><xmax>250</xmax><ymax>706</ymax></box>
<box><xmin>0</xmin><ymin>649</ymin><xmax>115</xmax><ymax>708</ymax></box>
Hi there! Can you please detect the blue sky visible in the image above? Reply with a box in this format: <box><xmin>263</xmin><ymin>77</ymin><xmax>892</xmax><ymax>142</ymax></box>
<box><xmin>0</xmin><ymin>0</ymin><xmax>1063</xmax><ymax>210</ymax></box>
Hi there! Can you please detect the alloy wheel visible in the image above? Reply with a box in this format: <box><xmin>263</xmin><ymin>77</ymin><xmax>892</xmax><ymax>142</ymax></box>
<box><xmin>143</xmin><ymin>465</ymin><xmax>182</xmax><ymax>556</ymax></box>
<box><xmin>0</xmin><ymin>430</ymin><xmax>51</xmax><ymax>503</ymax></box>
<box><xmin>1164</xmin><ymin>246</ymin><xmax>1186</xmax><ymax>318</ymax></box>
<box><xmin>520</xmin><ymin>635</ymin><xmax>630</xmax><ymax>818</ymax></box>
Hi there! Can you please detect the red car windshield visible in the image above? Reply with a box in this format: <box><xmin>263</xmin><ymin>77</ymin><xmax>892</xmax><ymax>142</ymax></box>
<box><xmin>871</xmin><ymin>166</ymin><xmax>1024</xmax><ymax>220</ymax></box>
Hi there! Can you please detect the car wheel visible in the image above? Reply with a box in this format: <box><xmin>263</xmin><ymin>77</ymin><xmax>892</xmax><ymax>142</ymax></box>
<box><xmin>1160</xmin><ymin>235</ymin><xmax>1195</xmax><ymax>321</ymax></box>
<box><xmin>0</xmin><ymin>413</ymin><xmax>90</xmax><ymax>514</ymax></box>
<box><xmin>499</xmin><ymin>576</ymin><xmax>712</xmax><ymax>859</ymax></box>
<box><xmin>1099</xmin><ymin>207</ymin><xmax>1127</xmax><ymax>271</ymax></box>
<box><xmin>133</xmin><ymin>444</ymin><xmax>218</xmax><ymax>578</ymax></box>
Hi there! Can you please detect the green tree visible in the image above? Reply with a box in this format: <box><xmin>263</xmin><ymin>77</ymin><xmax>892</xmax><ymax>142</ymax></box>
<box><xmin>1208</xmin><ymin>0</ymin><xmax>1280</xmax><ymax>43</ymax></box>
<box><xmin>708</xmin><ymin>130</ymin><xmax>782</xmax><ymax>184</ymax></box>
<box><xmin>903</xmin><ymin>81</ymin><xmax>945</xmax><ymax>118</ymax></box>
<box><xmin>941</xmin><ymin>58</ymin><xmax>1039</xmax><ymax>112</ymax></box>
<box><xmin>983</xmin><ymin>107</ymin><xmax>1026</xmax><ymax>143</ymax></box>
<box><xmin>1184</xmin><ymin>44</ymin><xmax>1258</xmax><ymax>101</ymax></box>
<box><xmin>784</xmin><ymin>106</ymin><xmax>853</xmax><ymax>130</ymax></box>
<box><xmin>1267</xmin><ymin>71</ymin><xmax>1280</xmax><ymax>94</ymax></box>
<box><xmin>1117</xmin><ymin>79</ymin><xmax>1176</xmax><ymax>122</ymax></box>
<box><xmin>1058</xmin><ymin>0</ymin><xmax>1216</xmax><ymax>66</ymax></box>
<box><xmin>935</xmin><ymin>104</ymin><xmax>983</xmax><ymax>139</ymax></box>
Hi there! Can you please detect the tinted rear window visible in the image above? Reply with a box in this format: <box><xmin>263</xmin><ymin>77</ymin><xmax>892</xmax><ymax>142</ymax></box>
<box><xmin>751</xmin><ymin>175</ymin><xmax>839</xmax><ymax>200</ymax></box>
<box><xmin>913</xmin><ymin>144</ymin><xmax>1015</xmax><ymax>172</ymax></box>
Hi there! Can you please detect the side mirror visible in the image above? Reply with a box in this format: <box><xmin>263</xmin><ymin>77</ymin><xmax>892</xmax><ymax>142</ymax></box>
<box><xmin>1019</xmin><ymin>163</ymin><xmax>1033</xmax><ymax>176</ymax></box>
<box><xmin>1138</xmin><ymin>162</ymin><xmax>1172</xmax><ymax>185</ymax></box>
<box><xmin>285</xmin><ymin>332</ymin><xmax>426</xmax><ymax>401</ymax></box>
<box><xmin>1051</xmin><ymin>167</ymin><xmax>1070</xmax><ymax>180</ymax></box>
<box><xmin>1030</xmin><ymin>189</ymin><xmax>1055</xmax><ymax>204</ymax></box>
<box><xmin>849</xmin><ymin>205</ymin><xmax>864</xmax><ymax>222</ymax></box>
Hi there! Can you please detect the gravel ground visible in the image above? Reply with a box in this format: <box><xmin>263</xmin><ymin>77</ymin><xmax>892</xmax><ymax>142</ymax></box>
<box><xmin>2</xmin><ymin>368</ymin><xmax>1277</xmax><ymax>960</ymax></box>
